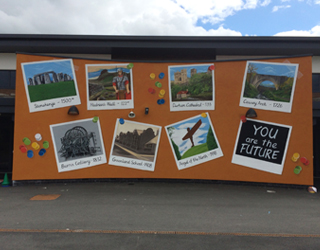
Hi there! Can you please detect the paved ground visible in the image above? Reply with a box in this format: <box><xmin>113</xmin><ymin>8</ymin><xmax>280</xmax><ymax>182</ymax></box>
<box><xmin>0</xmin><ymin>181</ymin><xmax>319</xmax><ymax>249</ymax></box>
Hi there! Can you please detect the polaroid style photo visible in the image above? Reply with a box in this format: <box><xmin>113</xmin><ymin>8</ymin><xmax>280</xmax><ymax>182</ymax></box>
<box><xmin>50</xmin><ymin>118</ymin><xmax>107</xmax><ymax>172</ymax></box>
<box><xmin>168</xmin><ymin>64</ymin><xmax>215</xmax><ymax>112</ymax></box>
<box><xmin>86</xmin><ymin>64</ymin><xmax>134</xmax><ymax>110</ymax></box>
<box><xmin>165</xmin><ymin>113</ymin><xmax>223</xmax><ymax>170</ymax></box>
<box><xmin>239</xmin><ymin>61</ymin><xmax>299</xmax><ymax>113</ymax></box>
<box><xmin>109</xmin><ymin>119</ymin><xmax>161</xmax><ymax>171</ymax></box>
<box><xmin>21</xmin><ymin>59</ymin><xmax>81</xmax><ymax>112</ymax></box>
<box><xmin>232</xmin><ymin>118</ymin><xmax>292</xmax><ymax>175</ymax></box>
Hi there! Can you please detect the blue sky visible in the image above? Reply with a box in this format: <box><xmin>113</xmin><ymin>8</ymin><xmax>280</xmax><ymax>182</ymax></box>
<box><xmin>22</xmin><ymin>60</ymin><xmax>74</xmax><ymax>83</ymax></box>
<box><xmin>248</xmin><ymin>62</ymin><xmax>298</xmax><ymax>77</ymax></box>
<box><xmin>0</xmin><ymin>0</ymin><xmax>319</xmax><ymax>36</ymax></box>
<box><xmin>88</xmin><ymin>67</ymin><xmax>130</xmax><ymax>79</ymax></box>
<box><xmin>196</xmin><ymin>0</ymin><xmax>320</xmax><ymax>36</ymax></box>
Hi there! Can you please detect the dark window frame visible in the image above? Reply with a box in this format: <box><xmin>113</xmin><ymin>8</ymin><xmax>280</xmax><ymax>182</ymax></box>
<box><xmin>313</xmin><ymin>73</ymin><xmax>320</xmax><ymax>110</ymax></box>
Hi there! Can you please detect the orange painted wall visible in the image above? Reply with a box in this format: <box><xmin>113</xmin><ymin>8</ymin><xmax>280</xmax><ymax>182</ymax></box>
<box><xmin>12</xmin><ymin>54</ymin><xmax>313</xmax><ymax>185</ymax></box>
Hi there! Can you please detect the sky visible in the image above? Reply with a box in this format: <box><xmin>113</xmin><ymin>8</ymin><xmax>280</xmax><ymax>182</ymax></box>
<box><xmin>0</xmin><ymin>0</ymin><xmax>319</xmax><ymax>36</ymax></box>
<box><xmin>168</xmin><ymin>115</ymin><xmax>211</xmax><ymax>155</ymax></box>
<box><xmin>88</xmin><ymin>65</ymin><xmax>130</xmax><ymax>79</ymax></box>
<box><xmin>22</xmin><ymin>59</ymin><xmax>75</xmax><ymax>82</ymax></box>
<box><xmin>248</xmin><ymin>62</ymin><xmax>298</xmax><ymax>77</ymax></box>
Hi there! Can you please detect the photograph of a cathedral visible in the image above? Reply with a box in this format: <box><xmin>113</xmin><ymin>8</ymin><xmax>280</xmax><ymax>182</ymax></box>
<box><xmin>111</xmin><ymin>120</ymin><xmax>161</xmax><ymax>162</ymax></box>
<box><xmin>169</xmin><ymin>64</ymin><xmax>214</xmax><ymax>102</ymax></box>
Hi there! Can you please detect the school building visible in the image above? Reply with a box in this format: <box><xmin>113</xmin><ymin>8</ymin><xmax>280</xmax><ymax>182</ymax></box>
<box><xmin>1</xmin><ymin>34</ymin><xmax>320</xmax><ymax>184</ymax></box>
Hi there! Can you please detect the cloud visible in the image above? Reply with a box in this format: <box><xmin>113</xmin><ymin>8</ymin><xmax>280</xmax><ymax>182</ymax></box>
<box><xmin>263</xmin><ymin>66</ymin><xmax>277</xmax><ymax>74</ymax></box>
<box><xmin>285</xmin><ymin>67</ymin><xmax>296</xmax><ymax>77</ymax></box>
<box><xmin>274</xmin><ymin>25</ymin><xmax>320</xmax><ymax>36</ymax></box>
<box><xmin>1</xmin><ymin>0</ymin><xmax>317</xmax><ymax>37</ymax></box>
<box><xmin>0</xmin><ymin>0</ymin><xmax>255</xmax><ymax>36</ymax></box>
<box><xmin>261</xmin><ymin>0</ymin><xmax>272</xmax><ymax>6</ymax></box>
<box><xmin>272</xmin><ymin>5</ymin><xmax>291</xmax><ymax>12</ymax></box>
<box><xmin>175</xmin><ymin>0</ymin><xmax>270</xmax><ymax>25</ymax></box>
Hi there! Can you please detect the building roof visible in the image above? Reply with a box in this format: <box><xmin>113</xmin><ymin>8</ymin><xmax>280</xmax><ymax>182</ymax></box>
<box><xmin>146</xmin><ymin>135</ymin><xmax>158</xmax><ymax>145</ymax></box>
<box><xmin>0</xmin><ymin>34</ymin><xmax>319</xmax><ymax>60</ymax></box>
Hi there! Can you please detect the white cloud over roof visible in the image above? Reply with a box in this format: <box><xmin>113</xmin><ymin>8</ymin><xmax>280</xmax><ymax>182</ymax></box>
<box><xmin>0</xmin><ymin>0</ymin><xmax>319</xmax><ymax>36</ymax></box>
<box><xmin>274</xmin><ymin>25</ymin><xmax>320</xmax><ymax>36</ymax></box>
<box><xmin>0</xmin><ymin>0</ymin><xmax>242</xmax><ymax>35</ymax></box>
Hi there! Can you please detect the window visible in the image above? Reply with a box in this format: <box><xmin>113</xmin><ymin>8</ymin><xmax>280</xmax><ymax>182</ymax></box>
<box><xmin>313</xmin><ymin>73</ymin><xmax>320</xmax><ymax>109</ymax></box>
<box><xmin>0</xmin><ymin>70</ymin><xmax>16</xmax><ymax>98</ymax></box>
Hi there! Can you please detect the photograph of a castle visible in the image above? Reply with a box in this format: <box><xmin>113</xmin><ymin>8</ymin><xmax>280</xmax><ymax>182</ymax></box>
<box><xmin>168</xmin><ymin>64</ymin><xmax>215</xmax><ymax>112</ymax></box>
<box><xmin>109</xmin><ymin>119</ymin><xmax>161</xmax><ymax>171</ymax></box>
<box><xmin>169</xmin><ymin>64</ymin><xmax>214</xmax><ymax>101</ymax></box>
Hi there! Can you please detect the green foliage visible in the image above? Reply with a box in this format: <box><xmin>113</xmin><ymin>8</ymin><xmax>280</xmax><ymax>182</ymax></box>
<box><xmin>101</xmin><ymin>75</ymin><xmax>114</xmax><ymax>84</ymax></box>
<box><xmin>283</xmin><ymin>78</ymin><xmax>293</xmax><ymax>85</ymax></box>
<box><xmin>243</xmin><ymin>81</ymin><xmax>259</xmax><ymax>98</ymax></box>
<box><xmin>181</xmin><ymin>143</ymin><xmax>208</xmax><ymax>159</ymax></box>
<box><xmin>258</xmin><ymin>79</ymin><xmax>293</xmax><ymax>102</ymax></box>
<box><xmin>188</xmin><ymin>73</ymin><xmax>212</xmax><ymax>97</ymax></box>
<box><xmin>167</xmin><ymin>127</ymin><xmax>181</xmax><ymax>160</ymax></box>
<box><xmin>243</xmin><ymin>72</ymin><xmax>294</xmax><ymax>102</ymax></box>
<box><xmin>171</xmin><ymin>83</ymin><xmax>183</xmax><ymax>99</ymax></box>
<box><xmin>192</xmin><ymin>88</ymin><xmax>200</xmax><ymax>96</ymax></box>
<box><xmin>246</xmin><ymin>72</ymin><xmax>256</xmax><ymax>84</ymax></box>
<box><xmin>171</xmin><ymin>72</ymin><xmax>213</xmax><ymax>100</ymax></box>
<box><xmin>206</xmin><ymin>127</ymin><xmax>218</xmax><ymax>150</ymax></box>
<box><xmin>28</xmin><ymin>81</ymin><xmax>77</xmax><ymax>102</ymax></box>
<box><xmin>171</xmin><ymin>139</ymin><xmax>181</xmax><ymax>160</ymax></box>
<box><xmin>93</xmin><ymin>71</ymin><xmax>115</xmax><ymax>84</ymax></box>
<box><xmin>202</xmin><ymin>84</ymin><xmax>211</xmax><ymax>92</ymax></box>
